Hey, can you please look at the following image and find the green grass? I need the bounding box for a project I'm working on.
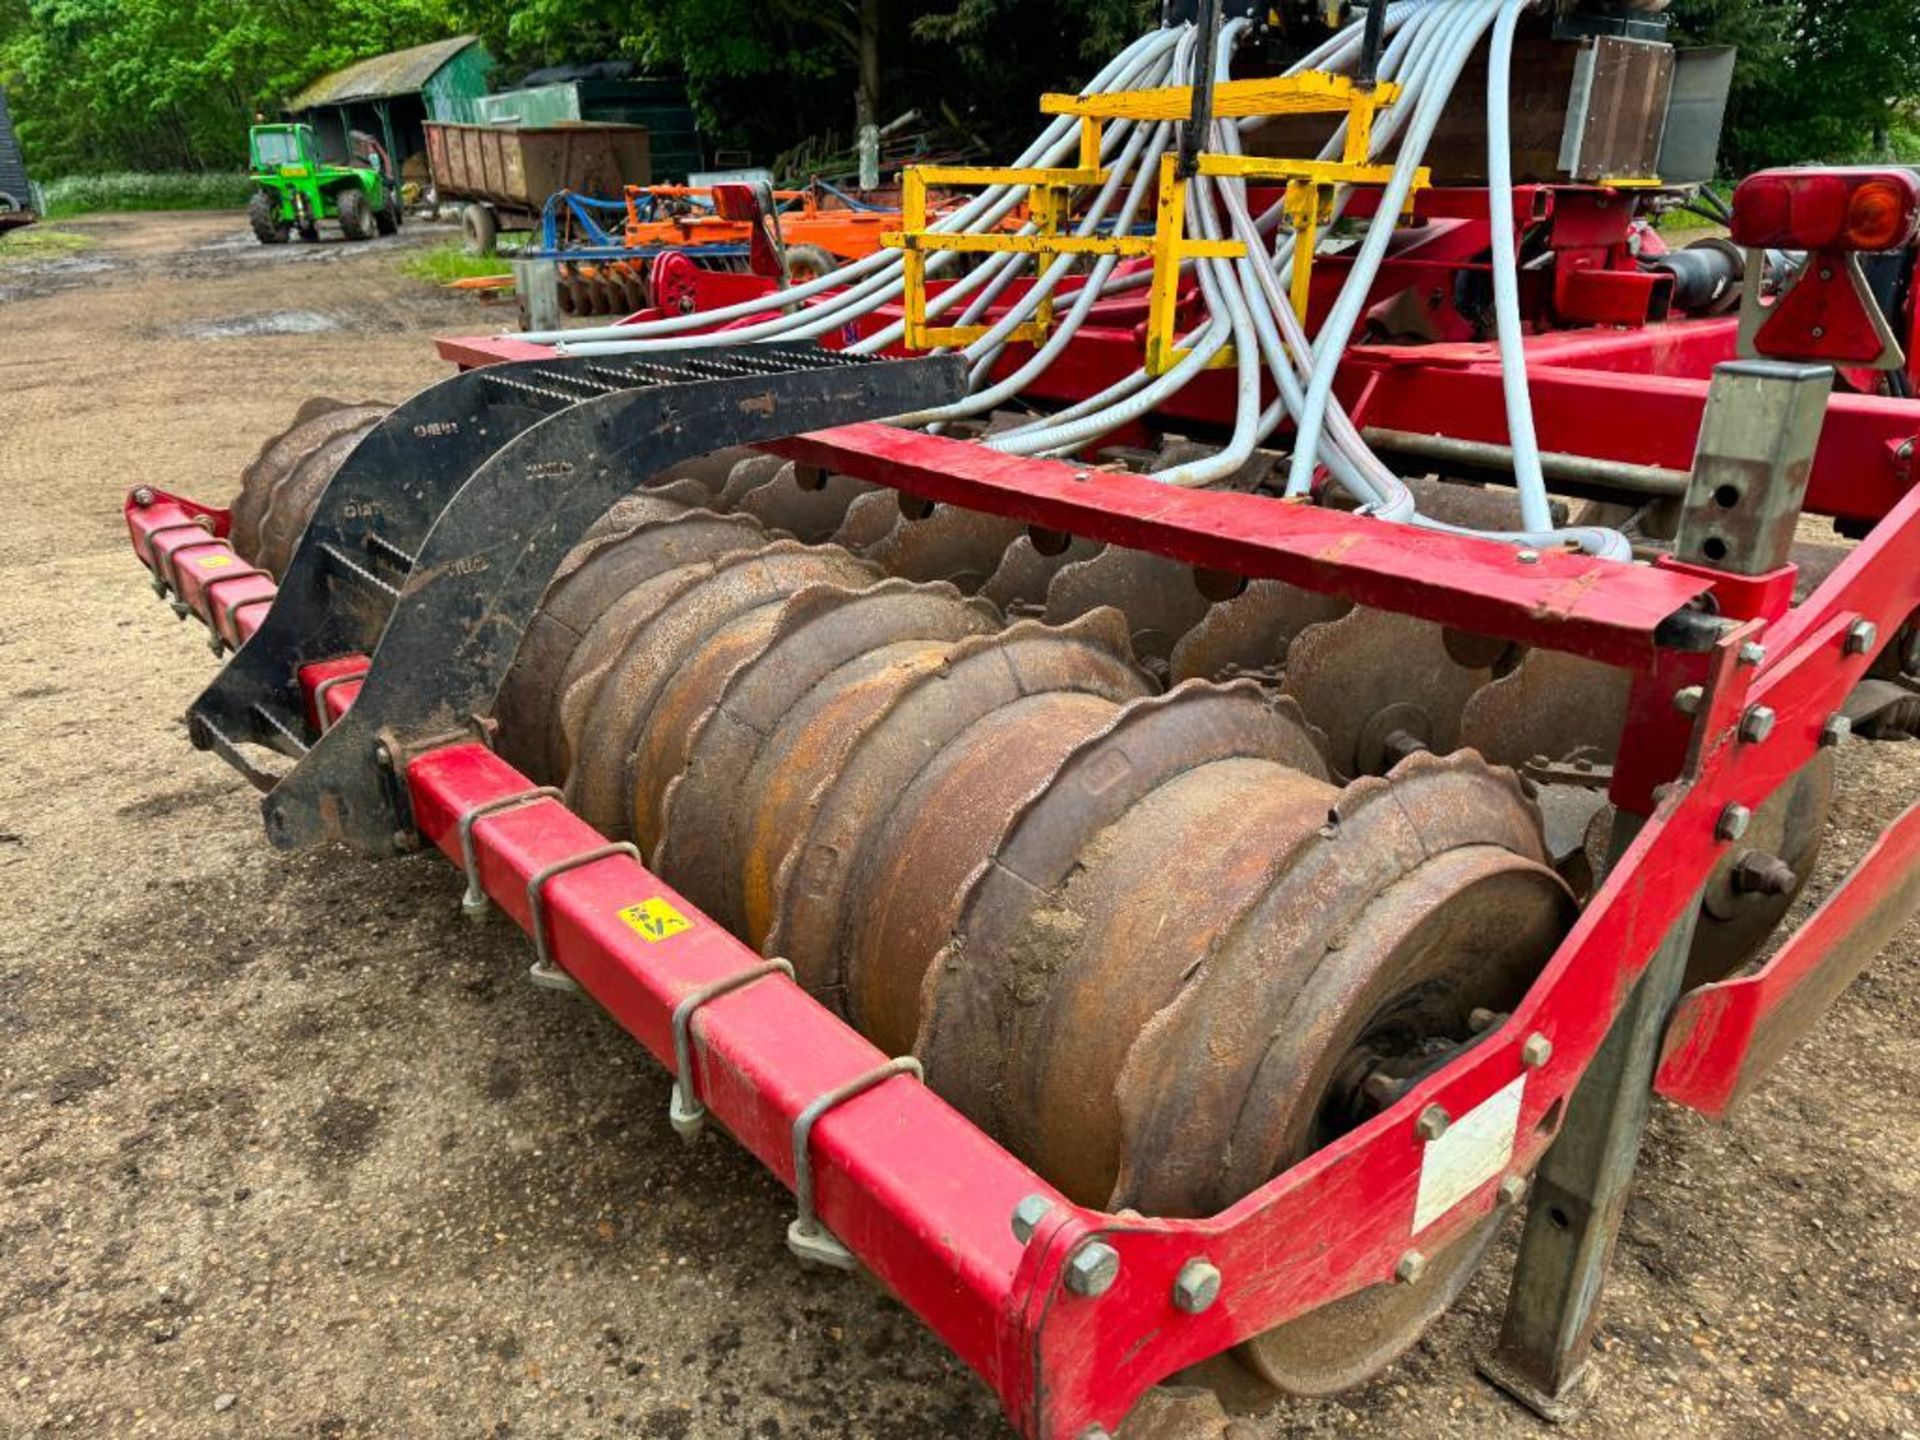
[0,226,94,265]
[400,242,514,284]
[1656,183,1733,235]
[41,172,255,219]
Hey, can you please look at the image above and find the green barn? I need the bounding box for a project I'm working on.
[289,37,494,179]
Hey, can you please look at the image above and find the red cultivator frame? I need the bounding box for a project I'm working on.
[125,316,1920,1433]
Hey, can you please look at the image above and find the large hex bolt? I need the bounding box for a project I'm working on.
[1065,1240,1121,1298]
[1732,851,1798,897]
[1415,1104,1450,1142]
[1010,1193,1055,1245]
[1716,803,1752,842]
[1172,1259,1222,1315]
[1821,714,1853,747]
[1844,620,1878,657]
[1738,705,1776,743]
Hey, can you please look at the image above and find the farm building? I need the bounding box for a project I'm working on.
[288,36,494,178]
[0,86,34,216]
[472,64,705,182]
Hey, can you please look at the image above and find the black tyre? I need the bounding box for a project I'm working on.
[337,186,376,242]
[376,194,403,236]
[248,189,290,245]
[461,203,499,257]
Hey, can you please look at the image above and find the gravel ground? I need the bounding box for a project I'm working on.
[0,210,1915,1440]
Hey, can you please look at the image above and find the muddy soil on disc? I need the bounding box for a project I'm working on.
[0,210,1915,1439]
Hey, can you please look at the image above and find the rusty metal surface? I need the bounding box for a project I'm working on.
[494,507,765,781]
[1169,580,1353,685]
[829,489,906,552]
[716,454,788,510]
[856,501,1031,593]
[918,684,1335,1204]
[651,580,998,935]
[1045,546,1220,678]
[1282,609,1494,777]
[1458,648,1631,769]
[738,462,878,543]
[233,400,389,575]
[980,533,1105,614]
[561,541,878,837]
[1113,751,1571,1393]
[763,611,1148,996]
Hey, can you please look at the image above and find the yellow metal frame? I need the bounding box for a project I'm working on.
[883,73,1430,369]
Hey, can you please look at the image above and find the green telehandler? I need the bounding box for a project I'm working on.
[247,123,401,245]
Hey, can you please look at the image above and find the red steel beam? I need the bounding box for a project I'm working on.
[404,743,1064,1418]
[767,423,1710,669]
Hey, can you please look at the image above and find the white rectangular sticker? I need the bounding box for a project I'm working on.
[1414,1074,1526,1234]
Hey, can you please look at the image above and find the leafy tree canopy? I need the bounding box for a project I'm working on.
[0,0,1912,180]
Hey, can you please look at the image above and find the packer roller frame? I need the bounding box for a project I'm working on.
[126,339,1920,1437]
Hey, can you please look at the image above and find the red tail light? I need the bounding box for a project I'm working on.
[1730,168,1920,252]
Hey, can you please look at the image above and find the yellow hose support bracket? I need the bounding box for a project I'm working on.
[882,72,1427,371]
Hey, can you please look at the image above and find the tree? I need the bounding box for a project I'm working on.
[1669,0,1920,169]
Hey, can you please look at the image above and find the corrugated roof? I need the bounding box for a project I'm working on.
[291,36,481,109]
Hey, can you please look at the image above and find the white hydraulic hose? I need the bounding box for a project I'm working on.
[519,26,1177,349]
[1485,0,1553,533]
[1282,0,1503,499]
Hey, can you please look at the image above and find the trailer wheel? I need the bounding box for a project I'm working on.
[783,243,838,283]
[461,203,499,257]
[337,187,376,242]
[247,190,290,245]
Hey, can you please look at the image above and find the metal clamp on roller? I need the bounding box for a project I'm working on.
[140,520,213,595]
[456,786,564,918]
[786,1056,924,1271]
[221,591,276,643]
[524,841,639,993]
[668,958,796,1142]
[311,671,370,736]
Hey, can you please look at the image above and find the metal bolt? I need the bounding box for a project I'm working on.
[1065,1240,1120,1298]
[373,742,394,771]
[1071,470,1091,483]
[1844,619,1878,656]
[131,485,156,507]
[1520,1032,1553,1070]
[1394,1250,1427,1285]
[1498,1175,1530,1207]
[1732,852,1798,898]
[1738,705,1777,743]
[1810,325,1826,340]
[1819,267,1834,282]
[1821,714,1853,748]
[1468,1006,1504,1034]
[1010,1193,1055,1246]
[1738,641,1766,667]
[1673,685,1705,717]
[1716,803,1752,842]
[1516,548,1541,565]
[1415,1104,1450,1142]
[1172,1259,1223,1314]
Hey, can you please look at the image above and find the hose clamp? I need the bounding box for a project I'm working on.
[524,842,640,993]
[668,958,795,1142]
[456,787,564,918]
[786,1056,924,1270]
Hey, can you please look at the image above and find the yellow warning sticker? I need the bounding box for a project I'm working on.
[198,554,234,568]
[618,897,693,944]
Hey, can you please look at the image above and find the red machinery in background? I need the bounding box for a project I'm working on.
[126,3,1920,1435]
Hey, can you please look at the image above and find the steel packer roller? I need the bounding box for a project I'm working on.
[486,501,1575,1396]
